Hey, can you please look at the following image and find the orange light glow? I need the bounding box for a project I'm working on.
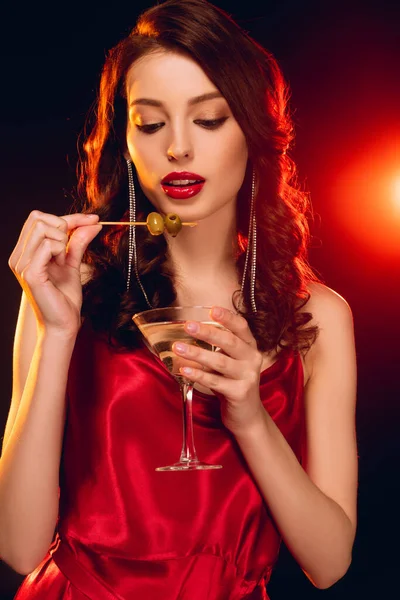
[330,137,400,256]
[394,177,400,211]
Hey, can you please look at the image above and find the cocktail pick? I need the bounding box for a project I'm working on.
[99,212,197,237]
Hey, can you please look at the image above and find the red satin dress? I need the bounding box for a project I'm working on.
[15,318,304,600]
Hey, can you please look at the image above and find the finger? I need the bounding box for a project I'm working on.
[173,341,241,379]
[53,246,67,268]
[9,211,98,270]
[183,318,249,360]
[20,238,67,286]
[15,210,68,245]
[15,220,69,275]
[162,352,211,376]
[66,223,102,270]
[61,213,100,232]
[10,211,65,271]
[210,306,257,347]
[179,365,228,394]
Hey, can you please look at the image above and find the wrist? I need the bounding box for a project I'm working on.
[229,404,268,442]
[37,323,79,345]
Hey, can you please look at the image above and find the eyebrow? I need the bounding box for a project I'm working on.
[129,91,224,108]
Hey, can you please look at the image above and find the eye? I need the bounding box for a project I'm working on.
[136,123,164,134]
[194,117,229,129]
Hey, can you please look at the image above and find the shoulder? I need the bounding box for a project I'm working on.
[300,282,355,384]
[303,281,354,329]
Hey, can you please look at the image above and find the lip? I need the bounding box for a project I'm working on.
[161,171,205,184]
[161,171,206,200]
[161,182,205,200]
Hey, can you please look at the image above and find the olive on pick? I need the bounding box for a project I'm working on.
[164,213,182,237]
[146,212,165,236]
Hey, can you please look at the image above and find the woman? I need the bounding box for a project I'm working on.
[1,0,357,598]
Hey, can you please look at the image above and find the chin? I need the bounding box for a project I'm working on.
[151,196,201,216]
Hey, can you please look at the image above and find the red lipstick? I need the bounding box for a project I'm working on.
[161,171,205,200]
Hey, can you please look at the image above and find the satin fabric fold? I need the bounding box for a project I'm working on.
[15,319,304,599]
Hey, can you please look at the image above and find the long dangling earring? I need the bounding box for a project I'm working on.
[240,169,257,313]
[126,158,153,308]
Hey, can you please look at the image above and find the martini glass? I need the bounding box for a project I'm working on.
[132,306,223,471]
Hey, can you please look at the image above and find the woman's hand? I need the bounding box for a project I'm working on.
[8,210,102,337]
[172,306,265,436]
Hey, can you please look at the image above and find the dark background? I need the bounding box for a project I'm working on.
[1,0,399,598]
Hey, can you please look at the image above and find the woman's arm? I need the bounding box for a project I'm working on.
[234,283,358,589]
[0,211,100,575]
[0,298,76,574]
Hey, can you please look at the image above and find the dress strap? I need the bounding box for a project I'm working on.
[50,535,125,600]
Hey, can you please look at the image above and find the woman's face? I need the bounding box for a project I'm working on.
[125,51,248,222]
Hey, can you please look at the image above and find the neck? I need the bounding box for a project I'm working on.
[166,201,240,301]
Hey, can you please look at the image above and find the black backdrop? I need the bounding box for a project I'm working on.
[1,1,399,598]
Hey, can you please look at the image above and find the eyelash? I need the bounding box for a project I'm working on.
[136,117,228,134]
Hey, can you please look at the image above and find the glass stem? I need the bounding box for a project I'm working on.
[179,381,199,463]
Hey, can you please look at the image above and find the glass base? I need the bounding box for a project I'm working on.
[156,460,223,471]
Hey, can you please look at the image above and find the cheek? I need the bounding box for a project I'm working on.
[212,129,248,189]
[225,132,248,170]
[126,130,159,188]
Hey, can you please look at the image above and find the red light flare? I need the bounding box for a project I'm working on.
[329,137,400,257]
[394,177,400,212]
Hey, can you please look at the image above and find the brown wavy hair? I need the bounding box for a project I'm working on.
[75,0,319,353]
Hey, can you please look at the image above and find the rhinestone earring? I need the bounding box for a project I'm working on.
[126,158,152,308]
[240,170,257,313]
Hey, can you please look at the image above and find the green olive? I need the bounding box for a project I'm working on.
[146,212,165,236]
[164,213,182,237]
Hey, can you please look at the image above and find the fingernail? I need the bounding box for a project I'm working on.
[181,367,193,375]
[212,307,223,318]
[85,214,98,219]
[186,321,199,333]
[174,342,187,353]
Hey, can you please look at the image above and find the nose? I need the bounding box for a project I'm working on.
[166,125,193,162]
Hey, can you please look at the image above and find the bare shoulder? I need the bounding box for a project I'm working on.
[303,281,354,328]
[300,282,355,384]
